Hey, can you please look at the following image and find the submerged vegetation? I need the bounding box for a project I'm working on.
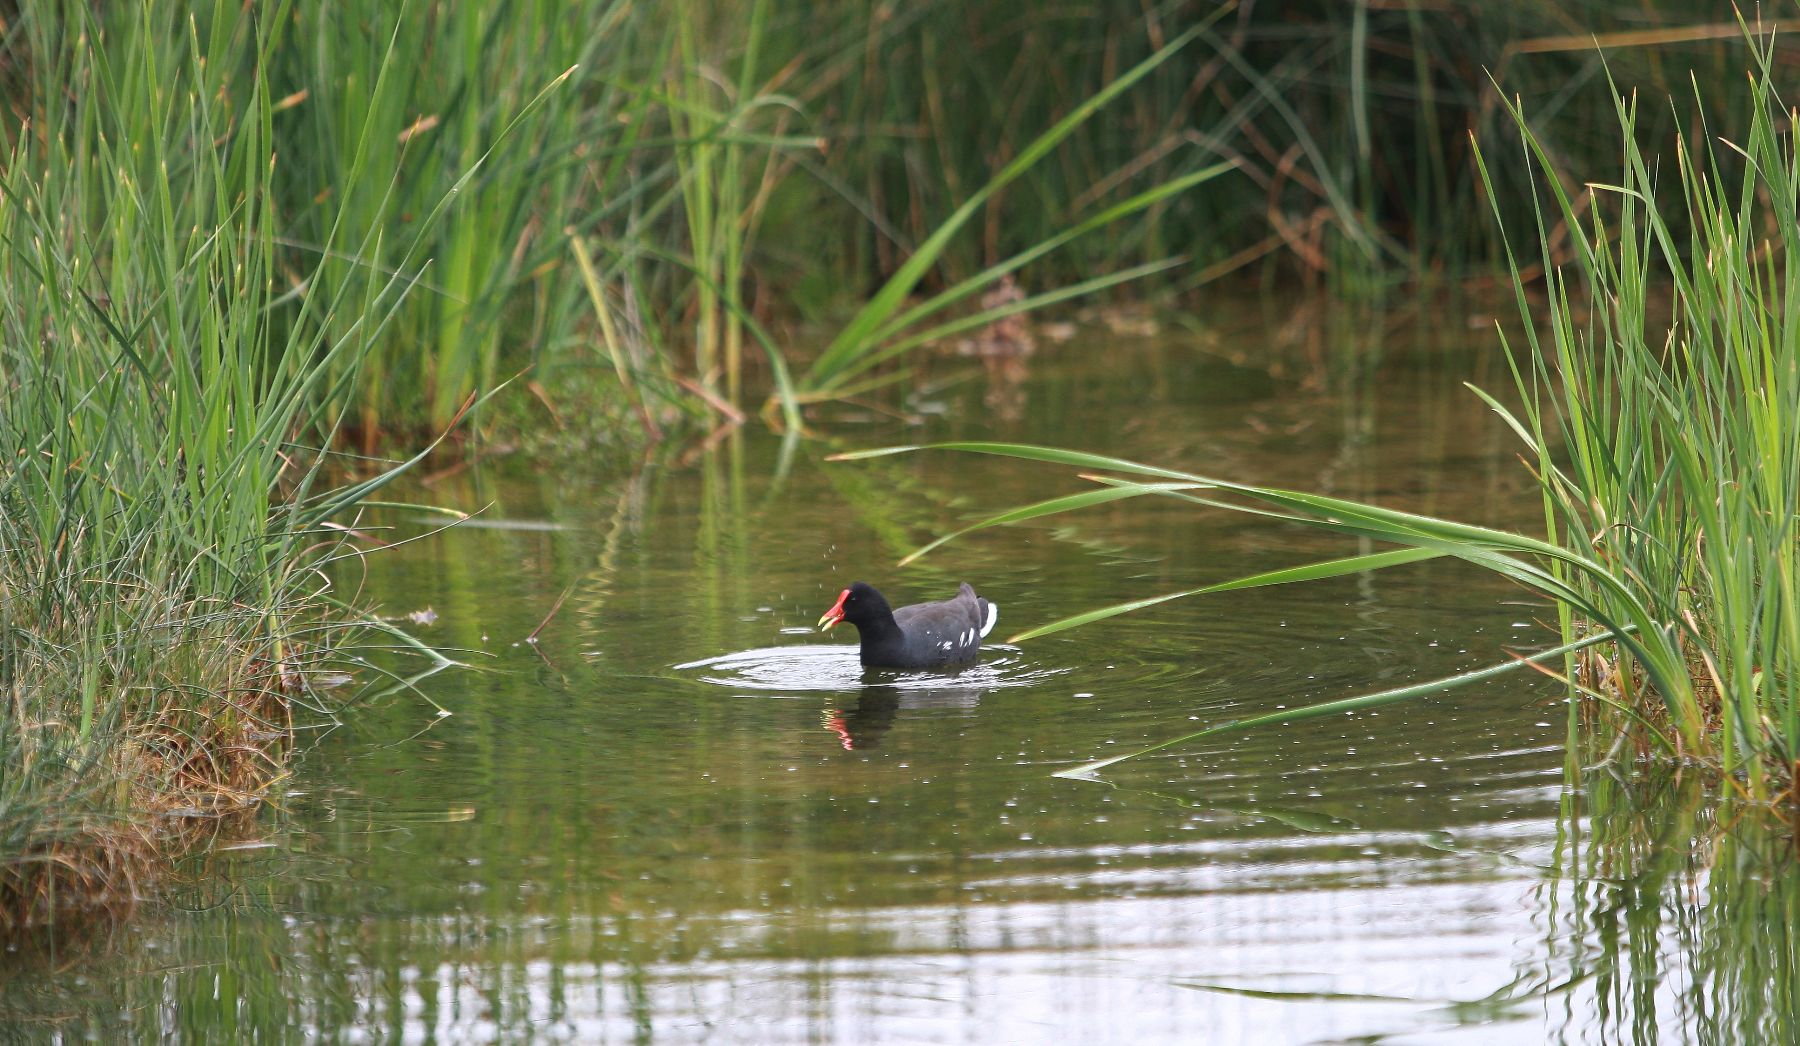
[3,0,1799,934]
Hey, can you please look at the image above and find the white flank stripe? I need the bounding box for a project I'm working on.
[981,602,998,638]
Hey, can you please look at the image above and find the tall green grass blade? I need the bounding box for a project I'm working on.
[828,441,1200,480]
[862,162,1236,352]
[836,258,1188,382]
[1011,548,1444,642]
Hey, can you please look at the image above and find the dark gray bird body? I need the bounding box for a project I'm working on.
[818,581,998,669]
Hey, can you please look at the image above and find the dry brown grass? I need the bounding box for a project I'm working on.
[1,629,308,937]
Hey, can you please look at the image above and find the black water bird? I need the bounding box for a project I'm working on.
[816,581,998,669]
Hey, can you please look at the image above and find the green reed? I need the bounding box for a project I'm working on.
[9,2,1763,452]
[268,0,642,442]
[0,1,453,930]
[795,22,1231,403]
[667,0,784,407]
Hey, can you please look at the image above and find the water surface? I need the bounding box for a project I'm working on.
[5,301,1792,1043]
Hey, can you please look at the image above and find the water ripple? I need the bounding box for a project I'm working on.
[673,643,1069,693]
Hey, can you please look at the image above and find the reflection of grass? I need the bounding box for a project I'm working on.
[1538,771,1800,1043]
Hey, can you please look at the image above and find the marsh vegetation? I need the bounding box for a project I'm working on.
[2,4,1798,1036]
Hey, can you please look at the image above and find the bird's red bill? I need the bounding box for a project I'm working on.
[817,588,850,631]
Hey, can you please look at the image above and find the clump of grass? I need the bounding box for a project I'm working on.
[0,2,449,932]
[0,599,305,931]
[1477,25,1800,797]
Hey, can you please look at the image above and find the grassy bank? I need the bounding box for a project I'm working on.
[1484,30,1800,796]
[0,3,455,931]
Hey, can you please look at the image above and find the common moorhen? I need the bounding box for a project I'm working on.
[816,581,998,669]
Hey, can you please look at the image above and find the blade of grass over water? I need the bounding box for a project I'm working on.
[829,441,1702,755]
[895,483,1213,567]
[1052,630,1625,782]
[1008,548,1445,643]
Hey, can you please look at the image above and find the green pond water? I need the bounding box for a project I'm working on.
[5,303,1797,1043]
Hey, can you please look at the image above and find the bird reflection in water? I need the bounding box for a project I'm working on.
[823,681,984,750]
